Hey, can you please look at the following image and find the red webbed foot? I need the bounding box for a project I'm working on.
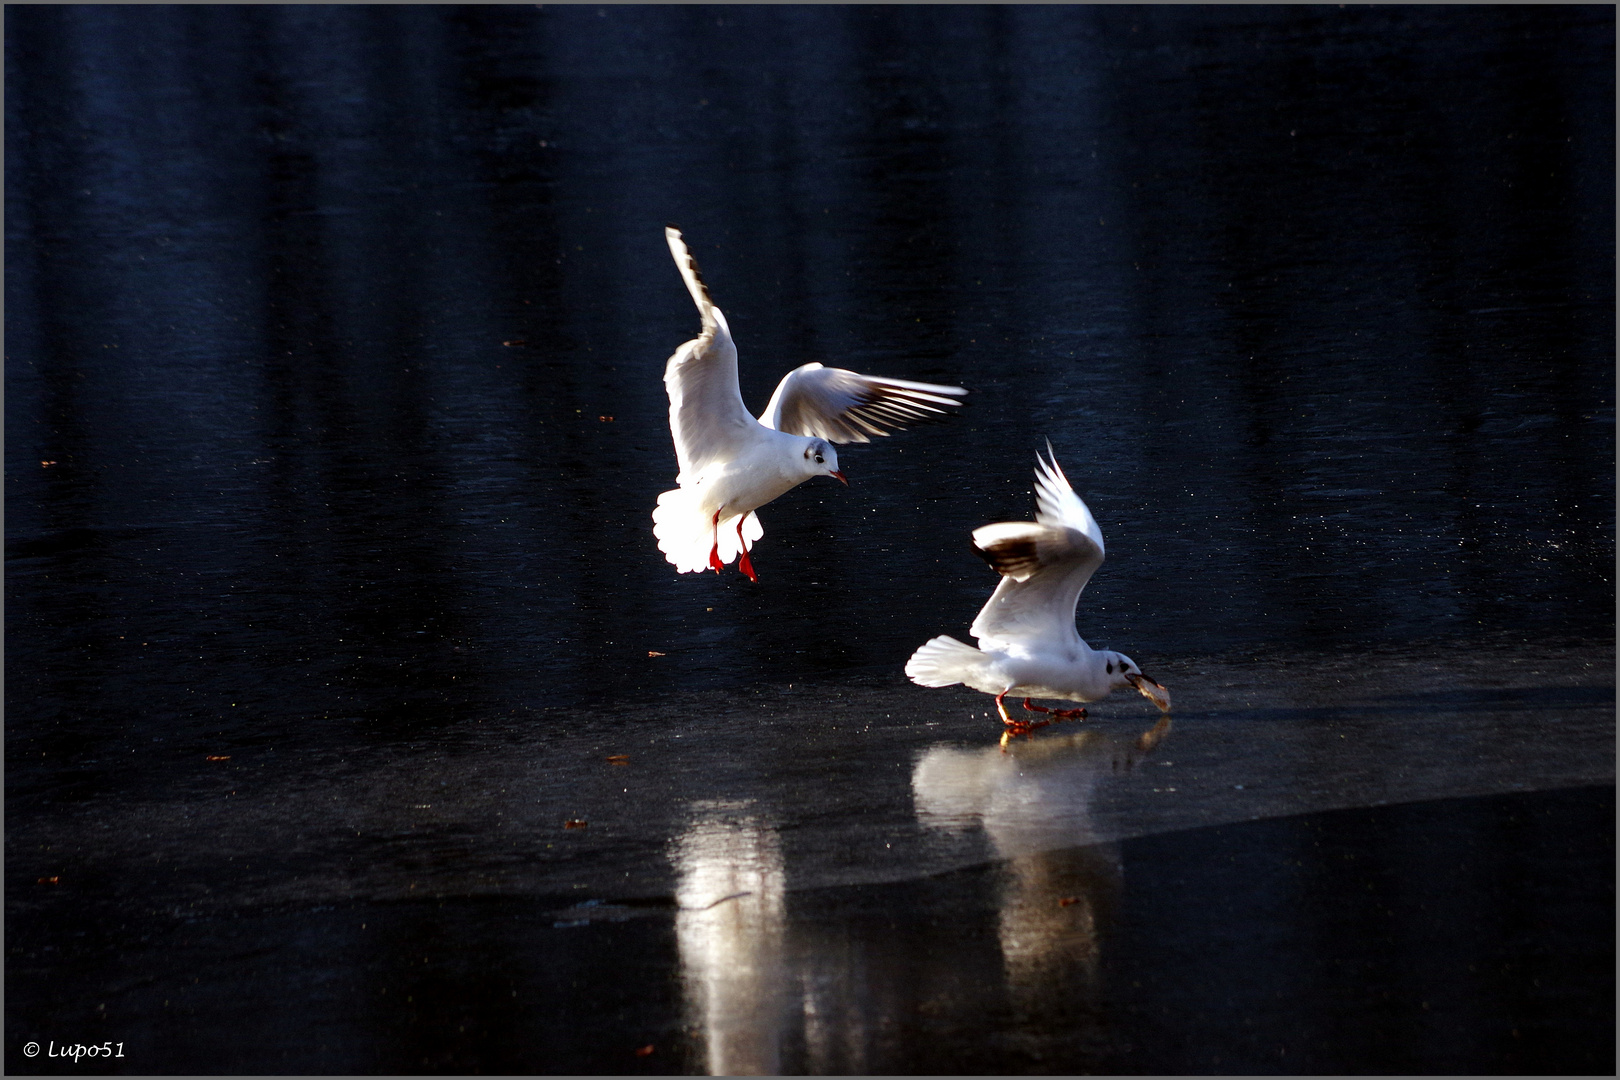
[1000,717,1053,749]
[999,691,1059,750]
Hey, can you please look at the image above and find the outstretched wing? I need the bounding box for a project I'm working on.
[1030,440,1103,550]
[968,446,1106,650]
[663,226,759,483]
[759,363,965,443]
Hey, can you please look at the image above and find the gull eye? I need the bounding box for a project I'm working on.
[815,454,824,464]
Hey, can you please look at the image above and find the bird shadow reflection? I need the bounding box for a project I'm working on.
[912,718,1171,1033]
[912,717,1171,857]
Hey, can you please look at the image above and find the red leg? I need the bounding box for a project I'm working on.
[1001,697,1089,750]
[708,510,724,572]
[735,517,758,582]
[1023,698,1086,721]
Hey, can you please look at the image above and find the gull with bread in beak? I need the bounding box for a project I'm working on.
[905,444,1172,748]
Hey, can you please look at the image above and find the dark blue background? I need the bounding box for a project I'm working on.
[6,6,1613,1074]
[8,7,1612,731]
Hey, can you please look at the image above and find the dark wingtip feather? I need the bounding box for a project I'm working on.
[668,229,712,304]
[847,383,965,435]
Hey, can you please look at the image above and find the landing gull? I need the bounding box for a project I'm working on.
[654,226,967,580]
[905,443,1171,748]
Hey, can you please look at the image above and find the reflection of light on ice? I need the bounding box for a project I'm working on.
[913,726,1165,1020]
[671,800,788,1076]
[664,725,1167,1069]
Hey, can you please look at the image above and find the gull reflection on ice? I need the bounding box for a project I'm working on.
[913,718,1170,854]
[670,800,789,1076]
[913,719,1171,1017]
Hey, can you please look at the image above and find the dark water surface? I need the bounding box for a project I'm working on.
[7,785,1614,1075]
[6,5,1614,1074]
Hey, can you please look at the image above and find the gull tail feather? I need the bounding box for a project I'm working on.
[905,635,989,688]
[653,488,712,573]
[653,488,761,573]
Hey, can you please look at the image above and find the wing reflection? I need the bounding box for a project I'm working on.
[913,719,1171,1021]
[670,800,789,1076]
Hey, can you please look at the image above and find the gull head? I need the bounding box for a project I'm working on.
[1110,652,1171,713]
[801,438,846,485]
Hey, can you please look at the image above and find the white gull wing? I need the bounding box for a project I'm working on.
[664,226,760,484]
[759,363,965,443]
[968,448,1106,650]
[1031,441,1103,552]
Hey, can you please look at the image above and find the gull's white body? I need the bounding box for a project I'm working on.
[916,637,1119,705]
[654,227,966,576]
[651,413,805,573]
[906,447,1169,714]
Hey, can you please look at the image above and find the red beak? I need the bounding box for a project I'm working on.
[831,470,848,486]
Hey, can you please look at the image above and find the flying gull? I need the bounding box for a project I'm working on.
[654,226,967,580]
